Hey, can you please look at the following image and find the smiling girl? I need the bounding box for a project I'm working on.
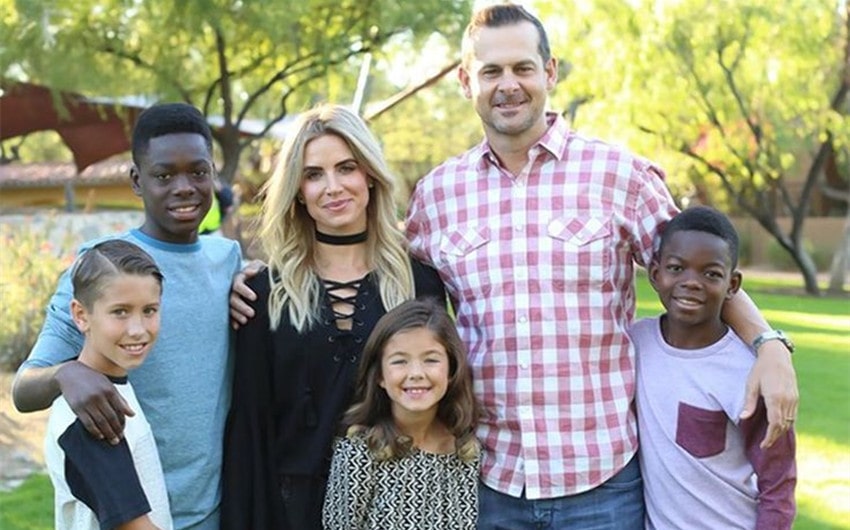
[322,299,481,530]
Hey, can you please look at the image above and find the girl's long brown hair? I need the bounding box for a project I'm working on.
[343,299,481,462]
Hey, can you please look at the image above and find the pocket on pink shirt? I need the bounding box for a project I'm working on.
[547,216,612,285]
[675,402,727,458]
[547,216,610,245]
[439,226,491,256]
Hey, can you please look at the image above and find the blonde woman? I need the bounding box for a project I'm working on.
[221,105,445,530]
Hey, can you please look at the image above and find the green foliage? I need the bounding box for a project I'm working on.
[546,0,847,199]
[536,0,848,293]
[369,70,481,198]
[1,0,473,182]
[0,220,74,370]
[2,0,472,109]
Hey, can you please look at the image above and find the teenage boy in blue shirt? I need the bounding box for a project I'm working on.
[14,103,242,530]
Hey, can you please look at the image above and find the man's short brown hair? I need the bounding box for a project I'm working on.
[461,3,552,67]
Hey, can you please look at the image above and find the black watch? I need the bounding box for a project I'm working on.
[751,329,794,354]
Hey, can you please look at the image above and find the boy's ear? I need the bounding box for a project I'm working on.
[70,299,90,334]
[648,259,661,291]
[130,166,143,197]
[726,269,743,299]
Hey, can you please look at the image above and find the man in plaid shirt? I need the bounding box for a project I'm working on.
[405,4,799,529]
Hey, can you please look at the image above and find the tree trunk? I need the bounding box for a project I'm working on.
[217,128,243,185]
[754,219,821,295]
[828,209,850,294]
[788,244,821,296]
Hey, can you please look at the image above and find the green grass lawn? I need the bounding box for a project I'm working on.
[635,271,850,530]
[1,272,847,529]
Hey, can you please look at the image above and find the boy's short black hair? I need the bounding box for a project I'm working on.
[72,240,164,310]
[659,206,740,268]
[131,103,213,165]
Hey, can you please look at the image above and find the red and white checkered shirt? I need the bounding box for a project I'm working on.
[405,114,678,499]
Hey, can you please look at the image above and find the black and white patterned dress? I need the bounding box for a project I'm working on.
[322,434,479,529]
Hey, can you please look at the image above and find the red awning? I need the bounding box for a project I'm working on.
[1,82,144,172]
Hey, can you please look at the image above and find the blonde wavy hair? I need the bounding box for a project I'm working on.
[259,104,415,331]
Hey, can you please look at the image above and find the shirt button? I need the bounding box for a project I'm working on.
[518,315,528,323]
[520,362,528,369]
[514,225,523,232]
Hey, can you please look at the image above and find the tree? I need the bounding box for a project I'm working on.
[369,73,481,200]
[544,0,849,295]
[364,34,481,199]
[662,0,847,296]
[0,0,472,183]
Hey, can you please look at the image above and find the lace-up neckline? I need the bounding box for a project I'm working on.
[322,274,368,330]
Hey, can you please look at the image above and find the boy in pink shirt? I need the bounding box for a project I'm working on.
[632,206,796,529]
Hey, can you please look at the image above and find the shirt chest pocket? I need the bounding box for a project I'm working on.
[546,215,612,285]
[675,402,728,458]
[439,225,491,257]
[438,226,492,297]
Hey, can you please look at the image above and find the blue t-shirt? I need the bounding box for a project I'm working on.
[23,229,242,530]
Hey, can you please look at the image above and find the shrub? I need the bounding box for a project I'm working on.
[0,220,75,371]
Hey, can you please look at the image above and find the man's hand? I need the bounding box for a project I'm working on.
[740,341,798,449]
[55,361,134,445]
[230,259,264,329]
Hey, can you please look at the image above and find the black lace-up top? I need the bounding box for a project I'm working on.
[322,275,366,333]
[222,259,445,530]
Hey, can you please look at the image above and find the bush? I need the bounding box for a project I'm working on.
[0,220,75,371]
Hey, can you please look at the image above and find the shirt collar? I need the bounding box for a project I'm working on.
[474,112,571,168]
[537,112,571,161]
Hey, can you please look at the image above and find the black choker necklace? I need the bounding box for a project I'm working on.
[316,230,368,245]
